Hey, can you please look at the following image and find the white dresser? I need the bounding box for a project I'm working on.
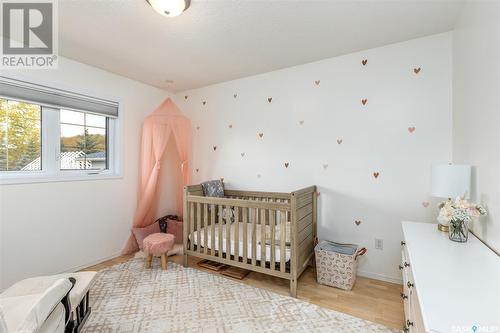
[401,221,500,333]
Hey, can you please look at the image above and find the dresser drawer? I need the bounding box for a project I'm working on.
[401,249,411,319]
[409,289,426,333]
[401,238,426,333]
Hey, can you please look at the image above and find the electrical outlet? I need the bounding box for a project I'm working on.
[375,238,383,250]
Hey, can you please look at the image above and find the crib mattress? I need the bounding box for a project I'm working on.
[188,222,291,263]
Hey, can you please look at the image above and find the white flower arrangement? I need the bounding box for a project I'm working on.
[437,197,487,225]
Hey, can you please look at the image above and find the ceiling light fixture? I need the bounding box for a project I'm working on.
[146,0,191,17]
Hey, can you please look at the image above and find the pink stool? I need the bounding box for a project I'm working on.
[143,233,175,270]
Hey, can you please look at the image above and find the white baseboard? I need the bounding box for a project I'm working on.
[57,251,123,274]
[0,251,123,293]
[357,270,403,285]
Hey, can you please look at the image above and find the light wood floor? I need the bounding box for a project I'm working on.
[83,254,404,330]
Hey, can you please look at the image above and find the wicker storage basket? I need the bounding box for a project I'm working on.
[314,240,367,290]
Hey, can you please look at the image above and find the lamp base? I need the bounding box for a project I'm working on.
[438,223,449,232]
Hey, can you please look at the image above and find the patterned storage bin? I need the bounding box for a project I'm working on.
[315,240,367,290]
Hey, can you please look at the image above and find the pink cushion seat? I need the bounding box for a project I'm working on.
[132,222,161,251]
[167,219,183,244]
[143,233,175,255]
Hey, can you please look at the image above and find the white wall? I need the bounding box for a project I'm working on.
[0,57,172,289]
[0,31,460,287]
[175,33,453,283]
[452,1,500,253]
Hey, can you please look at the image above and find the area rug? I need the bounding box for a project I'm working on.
[82,258,400,333]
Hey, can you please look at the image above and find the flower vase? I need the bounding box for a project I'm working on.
[449,220,469,242]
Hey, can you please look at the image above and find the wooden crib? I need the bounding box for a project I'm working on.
[183,184,317,297]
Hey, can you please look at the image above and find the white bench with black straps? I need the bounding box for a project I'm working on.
[0,271,97,333]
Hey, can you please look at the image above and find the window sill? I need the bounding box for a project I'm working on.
[0,172,123,185]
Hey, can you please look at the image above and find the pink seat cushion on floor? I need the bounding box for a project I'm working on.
[167,219,183,244]
[143,233,175,255]
[132,222,160,251]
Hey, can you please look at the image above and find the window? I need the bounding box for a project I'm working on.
[60,110,107,170]
[0,99,42,171]
[0,78,120,184]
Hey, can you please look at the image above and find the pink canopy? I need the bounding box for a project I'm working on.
[123,98,192,254]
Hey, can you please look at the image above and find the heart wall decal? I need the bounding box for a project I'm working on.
[228,124,233,129]
[195,168,199,172]
[213,146,217,151]
[258,133,264,138]
[323,164,329,170]
[284,162,290,168]
[373,172,380,179]
[315,80,320,86]
[414,67,421,74]
[268,97,273,103]
[234,94,237,98]
[337,139,343,145]
[362,59,368,66]
[241,152,245,157]
[184,95,188,100]
[361,99,368,105]
[299,120,304,125]
[408,127,416,133]
[196,126,200,130]
[355,220,362,226]
[202,101,207,105]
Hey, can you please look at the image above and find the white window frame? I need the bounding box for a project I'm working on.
[0,100,122,185]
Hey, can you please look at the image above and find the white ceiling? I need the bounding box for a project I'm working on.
[59,0,464,92]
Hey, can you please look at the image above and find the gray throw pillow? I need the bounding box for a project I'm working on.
[201,180,234,223]
[201,180,225,197]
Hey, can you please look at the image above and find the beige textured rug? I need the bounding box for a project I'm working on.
[83,258,400,333]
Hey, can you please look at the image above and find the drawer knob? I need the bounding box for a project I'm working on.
[403,326,409,333]
[401,241,406,246]
[407,320,414,327]
[400,293,408,300]
[407,281,414,288]
[398,265,404,270]
[404,262,410,267]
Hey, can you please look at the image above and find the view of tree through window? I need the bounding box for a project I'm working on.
[60,110,107,170]
[0,98,42,171]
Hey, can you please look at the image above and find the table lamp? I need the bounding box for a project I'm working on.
[431,164,471,232]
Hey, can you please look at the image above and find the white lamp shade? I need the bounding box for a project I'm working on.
[431,164,471,199]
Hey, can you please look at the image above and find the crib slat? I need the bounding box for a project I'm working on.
[189,202,194,251]
[197,203,202,253]
[251,208,257,266]
[210,204,215,256]
[260,207,266,267]
[226,205,231,261]
[203,203,208,255]
[242,207,248,263]
[280,209,286,272]
[270,209,276,270]
[218,205,223,259]
[234,207,240,261]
